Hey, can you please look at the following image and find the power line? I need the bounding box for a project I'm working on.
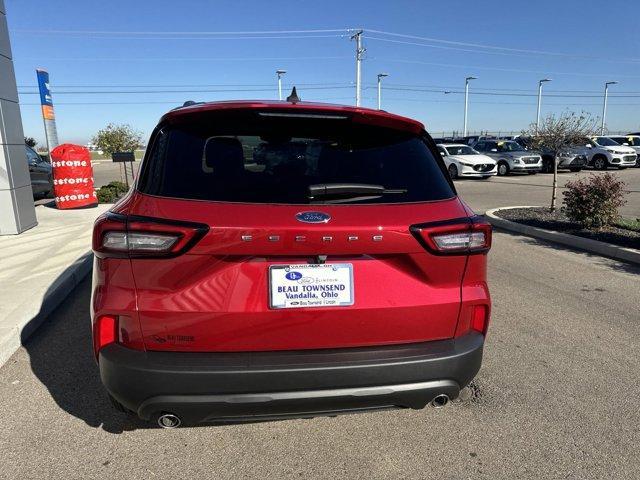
[367,36,543,59]
[15,83,640,98]
[17,86,355,95]
[15,34,348,41]
[19,96,359,106]
[372,57,640,79]
[15,81,640,95]
[12,25,638,63]
[369,86,640,98]
[16,55,351,62]
[365,28,640,63]
[379,96,640,106]
[17,81,351,88]
[19,98,640,107]
[10,28,352,35]
[366,36,640,66]
[367,83,640,95]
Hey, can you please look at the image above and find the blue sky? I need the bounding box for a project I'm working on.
[6,0,640,145]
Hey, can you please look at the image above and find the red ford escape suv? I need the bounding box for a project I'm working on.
[91,98,491,428]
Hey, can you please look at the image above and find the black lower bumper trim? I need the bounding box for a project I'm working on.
[99,332,484,424]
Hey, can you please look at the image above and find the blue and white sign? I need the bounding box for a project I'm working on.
[269,263,354,309]
[35,69,59,149]
[36,69,54,106]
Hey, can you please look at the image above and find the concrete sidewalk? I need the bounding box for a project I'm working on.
[0,202,111,367]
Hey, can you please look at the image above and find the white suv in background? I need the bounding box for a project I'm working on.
[436,143,497,180]
[607,135,640,167]
[585,136,637,170]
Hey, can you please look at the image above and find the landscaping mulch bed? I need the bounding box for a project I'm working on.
[495,207,640,250]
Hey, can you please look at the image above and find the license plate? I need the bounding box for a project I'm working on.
[269,263,354,309]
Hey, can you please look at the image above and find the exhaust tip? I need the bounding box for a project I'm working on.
[157,413,181,429]
[430,394,450,409]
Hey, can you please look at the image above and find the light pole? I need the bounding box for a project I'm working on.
[276,69,286,100]
[536,78,552,132]
[601,81,618,134]
[463,76,477,137]
[377,73,388,110]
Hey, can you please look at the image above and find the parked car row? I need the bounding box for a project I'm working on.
[437,134,639,179]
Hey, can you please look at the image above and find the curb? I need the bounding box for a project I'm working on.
[486,206,640,266]
[0,252,93,368]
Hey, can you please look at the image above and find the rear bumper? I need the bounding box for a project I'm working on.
[99,332,484,424]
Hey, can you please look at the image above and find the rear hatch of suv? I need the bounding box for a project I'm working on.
[121,104,477,352]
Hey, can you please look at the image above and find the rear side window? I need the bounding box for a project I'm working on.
[139,110,454,204]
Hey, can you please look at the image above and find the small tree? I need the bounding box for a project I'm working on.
[521,111,599,211]
[92,124,143,186]
[24,137,37,148]
[91,123,142,156]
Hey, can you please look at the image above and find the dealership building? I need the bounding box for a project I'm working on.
[0,0,36,235]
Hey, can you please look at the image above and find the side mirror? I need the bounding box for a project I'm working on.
[585,144,592,148]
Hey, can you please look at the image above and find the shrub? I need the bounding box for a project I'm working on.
[562,173,627,229]
[96,181,129,204]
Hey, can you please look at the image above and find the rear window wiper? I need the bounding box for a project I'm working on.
[307,183,407,202]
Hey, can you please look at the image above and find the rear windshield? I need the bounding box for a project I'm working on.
[138,110,454,204]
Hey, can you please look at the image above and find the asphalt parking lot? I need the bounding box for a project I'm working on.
[8,163,640,479]
[454,167,640,218]
[92,159,141,189]
[2,212,639,478]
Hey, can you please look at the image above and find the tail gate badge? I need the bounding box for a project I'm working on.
[295,211,331,223]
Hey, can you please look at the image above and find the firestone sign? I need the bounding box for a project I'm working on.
[49,144,97,209]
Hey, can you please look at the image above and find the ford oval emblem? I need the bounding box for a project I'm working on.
[295,211,331,223]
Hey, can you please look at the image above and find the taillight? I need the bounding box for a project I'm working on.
[410,217,492,255]
[471,305,489,335]
[93,212,209,258]
[93,314,117,358]
[455,303,490,337]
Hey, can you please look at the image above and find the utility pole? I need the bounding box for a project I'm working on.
[276,70,286,100]
[377,73,388,110]
[463,76,477,137]
[536,78,552,133]
[351,30,364,106]
[601,81,618,135]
